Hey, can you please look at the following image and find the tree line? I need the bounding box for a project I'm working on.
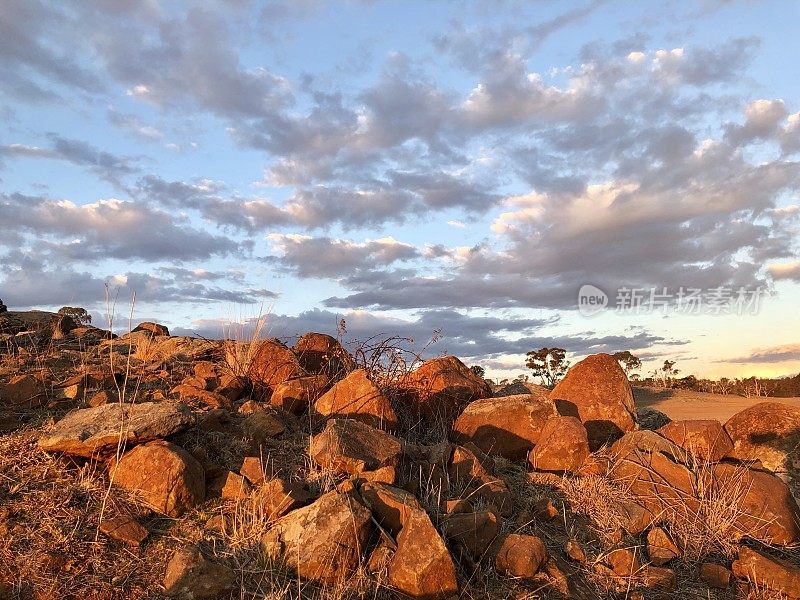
[471,348,800,398]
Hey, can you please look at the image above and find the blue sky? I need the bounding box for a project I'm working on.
[2,0,799,380]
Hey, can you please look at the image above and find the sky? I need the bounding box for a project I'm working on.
[1,0,799,381]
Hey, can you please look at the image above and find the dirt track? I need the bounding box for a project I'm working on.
[633,386,800,422]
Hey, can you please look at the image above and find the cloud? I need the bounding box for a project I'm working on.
[459,54,598,130]
[725,98,788,145]
[1,0,798,361]
[650,37,759,86]
[172,306,675,361]
[434,1,608,72]
[267,234,419,278]
[0,193,242,262]
[96,6,292,121]
[726,344,800,364]
[0,263,276,310]
[107,109,164,142]
[325,162,797,312]
[0,0,104,101]
[139,168,500,232]
[769,261,800,282]
[0,135,138,188]
[320,85,800,311]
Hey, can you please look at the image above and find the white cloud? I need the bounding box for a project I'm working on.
[627,51,646,63]
[769,261,800,282]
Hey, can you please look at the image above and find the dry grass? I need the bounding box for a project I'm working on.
[676,461,759,559]
[0,426,391,600]
[0,429,165,598]
[559,473,639,543]
[130,334,161,363]
[3,403,792,600]
[221,313,271,381]
[3,312,799,600]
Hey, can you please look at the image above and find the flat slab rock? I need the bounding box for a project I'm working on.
[310,418,403,475]
[38,400,196,458]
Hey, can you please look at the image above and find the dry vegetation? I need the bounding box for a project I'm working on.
[0,314,797,600]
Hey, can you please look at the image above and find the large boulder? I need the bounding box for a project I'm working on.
[401,356,491,420]
[657,419,733,463]
[528,416,590,473]
[608,431,697,520]
[310,419,403,476]
[709,463,800,546]
[0,310,77,340]
[261,489,372,584]
[293,332,354,380]
[451,393,557,460]
[0,310,76,337]
[388,508,459,599]
[724,402,800,475]
[111,440,205,518]
[314,369,398,431]
[551,353,637,449]
[248,339,305,388]
[610,431,800,547]
[38,401,196,458]
[732,546,800,598]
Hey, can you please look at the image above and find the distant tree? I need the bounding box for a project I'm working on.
[655,359,679,388]
[469,365,486,378]
[674,375,698,390]
[612,351,642,377]
[513,373,530,383]
[716,377,732,395]
[58,306,91,324]
[741,376,771,398]
[526,347,570,388]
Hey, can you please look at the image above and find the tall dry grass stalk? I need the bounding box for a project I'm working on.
[97,287,143,540]
[221,307,272,380]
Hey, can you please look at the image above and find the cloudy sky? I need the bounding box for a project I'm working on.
[2,0,799,380]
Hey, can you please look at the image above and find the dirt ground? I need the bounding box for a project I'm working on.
[633,386,800,422]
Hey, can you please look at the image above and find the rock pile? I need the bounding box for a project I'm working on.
[1,320,799,599]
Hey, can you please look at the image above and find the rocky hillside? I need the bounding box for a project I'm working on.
[0,310,799,599]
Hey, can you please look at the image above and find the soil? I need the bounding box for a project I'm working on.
[634,386,800,422]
